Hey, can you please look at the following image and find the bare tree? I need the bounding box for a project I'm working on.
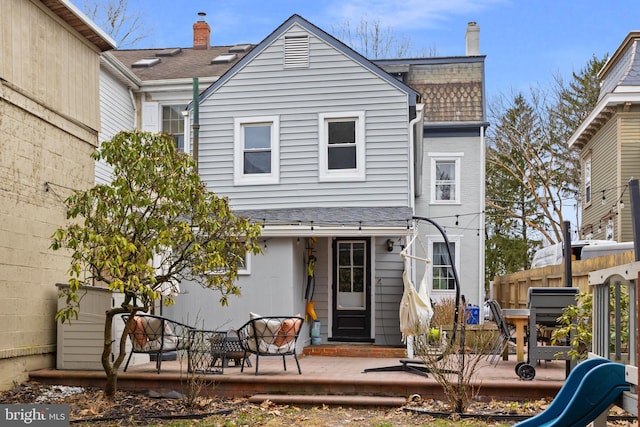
[81,0,151,48]
[414,297,496,413]
[487,89,565,246]
[485,55,606,269]
[332,17,412,59]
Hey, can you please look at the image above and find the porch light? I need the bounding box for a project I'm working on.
[386,239,394,252]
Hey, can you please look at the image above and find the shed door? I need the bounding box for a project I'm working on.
[331,238,372,341]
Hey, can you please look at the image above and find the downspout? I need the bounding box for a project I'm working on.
[479,124,486,311]
[128,88,137,129]
[192,77,200,171]
[409,104,425,208]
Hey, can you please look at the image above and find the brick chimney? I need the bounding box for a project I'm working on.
[193,12,210,50]
[465,22,480,56]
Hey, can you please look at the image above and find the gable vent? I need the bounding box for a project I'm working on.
[284,35,309,68]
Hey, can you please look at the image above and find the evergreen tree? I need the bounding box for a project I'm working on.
[485,55,607,285]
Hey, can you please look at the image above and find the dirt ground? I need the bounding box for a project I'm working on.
[0,382,636,427]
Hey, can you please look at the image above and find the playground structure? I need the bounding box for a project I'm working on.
[513,357,629,427]
[586,261,638,424]
[516,260,639,426]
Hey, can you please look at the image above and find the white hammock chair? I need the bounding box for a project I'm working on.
[399,235,434,343]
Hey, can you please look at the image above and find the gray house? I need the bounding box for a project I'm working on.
[166,15,487,347]
[375,33,487,313]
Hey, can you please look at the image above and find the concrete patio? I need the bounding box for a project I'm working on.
[29,345,567,407]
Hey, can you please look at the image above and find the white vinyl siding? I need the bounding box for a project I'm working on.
[197,24,411,209]
[96,68,135,184]
[416,134,484,307]
[234,116,280,185]
[374,237,404,345]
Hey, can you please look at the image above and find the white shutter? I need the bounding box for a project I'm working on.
[141,102,160,132]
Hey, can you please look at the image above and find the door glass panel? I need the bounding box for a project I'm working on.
[337,241,366,310]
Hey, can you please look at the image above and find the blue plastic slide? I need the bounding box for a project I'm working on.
[514,358,630,427]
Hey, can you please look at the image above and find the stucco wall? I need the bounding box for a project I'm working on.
[0,0,100,390]
[0,93,95,389]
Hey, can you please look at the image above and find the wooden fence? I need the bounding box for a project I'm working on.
[492,250,636,309]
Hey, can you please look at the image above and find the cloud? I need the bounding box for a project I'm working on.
[326,0,507,31]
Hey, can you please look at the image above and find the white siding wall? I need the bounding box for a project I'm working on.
[165,238,309,344]
[373,236,404,345]
[415,134,484,307]
[96,68,135,184]
[197,24,412,209]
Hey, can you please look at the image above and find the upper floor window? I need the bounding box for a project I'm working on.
[234,116,280,185]
[319,112,365,182]
[429,153,462,204]
[584,155,592,206]
[162,105,186,152]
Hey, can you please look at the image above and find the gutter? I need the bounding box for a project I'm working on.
[259,225,410,237]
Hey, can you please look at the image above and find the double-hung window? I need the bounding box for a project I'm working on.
[162,105,187,152]
[429,153,462,204]
[429,237,460,292]
[234,116,280,185]
[584,155,592,206]
[319,112,365,181]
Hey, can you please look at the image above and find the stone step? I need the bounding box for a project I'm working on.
[248,393,407,407]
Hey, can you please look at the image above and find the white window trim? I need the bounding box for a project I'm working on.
[208,251,252,276]
[429,152,463,204]
[234,116,280,185]
[427,235,461,296]
[161,104,188,154]
[318,111,366,182]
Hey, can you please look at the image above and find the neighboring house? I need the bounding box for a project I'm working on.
[162,15,486,347]
[0,0,114,389]
[569,32,640,243]
[375,22,487,310]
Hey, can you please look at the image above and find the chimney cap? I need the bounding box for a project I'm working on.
[198,12,206,18]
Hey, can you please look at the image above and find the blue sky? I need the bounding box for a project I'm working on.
[113,0,639,101]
